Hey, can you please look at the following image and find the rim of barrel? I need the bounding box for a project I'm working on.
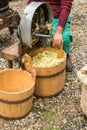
[29,47,66,69]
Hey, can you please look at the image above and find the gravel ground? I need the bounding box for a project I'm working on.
[0,0,87,130]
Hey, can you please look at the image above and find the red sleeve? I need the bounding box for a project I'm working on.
[58,0,73,28]
[27,0,39,5]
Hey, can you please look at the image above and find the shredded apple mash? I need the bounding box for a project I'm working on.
[32,50,64,67]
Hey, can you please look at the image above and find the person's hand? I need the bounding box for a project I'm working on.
[0,19,3,25]
[52,26,63,48]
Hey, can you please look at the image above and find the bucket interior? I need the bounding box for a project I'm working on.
[29,47,66,59]
[0,69,34,93]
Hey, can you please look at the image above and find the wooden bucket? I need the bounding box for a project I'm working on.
[28,47,66,97]
[0,69,35,119]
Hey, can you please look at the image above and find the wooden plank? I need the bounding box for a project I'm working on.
[1,42,21,61]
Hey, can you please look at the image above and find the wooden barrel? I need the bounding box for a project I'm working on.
[0,69,35,119]
[29,47,66,97]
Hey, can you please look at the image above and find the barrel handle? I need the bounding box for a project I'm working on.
[51,38,63,50]
[53,42,63,50]
[52,43,63,58]
[22,54,36,79]
[59,42,63,50]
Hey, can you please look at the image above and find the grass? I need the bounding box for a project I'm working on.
[43,127,61,130]
[33,105,56,119]
[33,106,61,130]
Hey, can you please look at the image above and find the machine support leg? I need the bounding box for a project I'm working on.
[8,60,13,68]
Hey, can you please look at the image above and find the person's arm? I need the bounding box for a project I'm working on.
[53,0,73,48]
[0,19,3,25]
[52,26,63,48]
[58,0,73,28]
